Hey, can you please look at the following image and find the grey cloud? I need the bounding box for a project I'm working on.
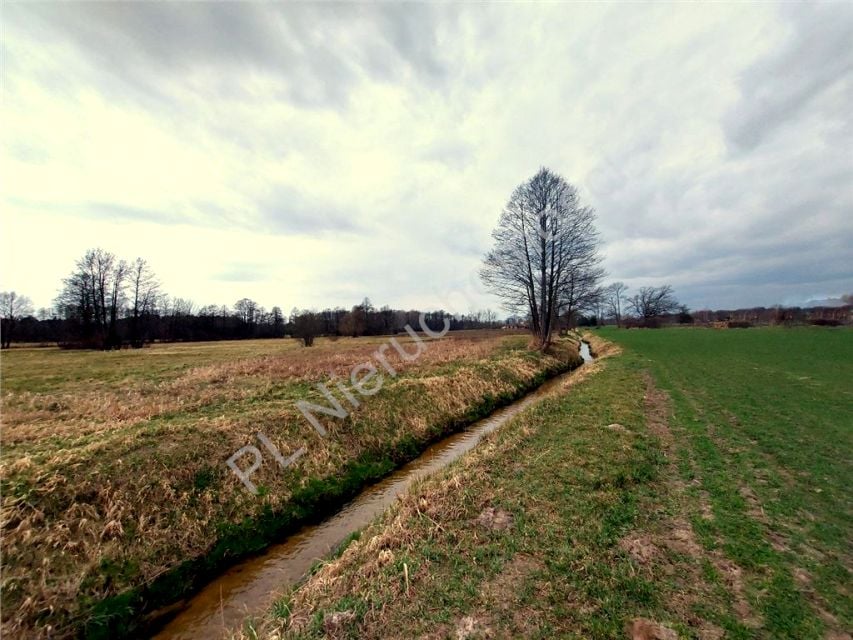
[4,4,852,312]
[723,4,853,150]
[258,185,367,236]
[802,295,851,308]
[5,197,183,226]
[87,203,184,226]
[4,3,454,111]
[119,186,370,238]
[421,139,474,169]
[596,157,852,310]
[87,201,258,230]
[7,192,366,239]
[592,12,853,308]
[374,4,452,83]
[684,276,853,311]
[5,4,352,109]
[6,140,49,165]
[606,204,853,309]
[441,222,488,258]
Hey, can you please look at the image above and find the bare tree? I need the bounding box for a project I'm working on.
[627,285,680,319]
[234,298,258,325]
[128,258,159,347]
[107,258,128,348]
[291,309,320,346]
[339,300,370,337]
[271,306,285,337]
[481,168,603,349]
[559,264,606,329]
[0,291,34,348]
[55,248,127,349]
[606,282,629,327]
[168,297,195,316]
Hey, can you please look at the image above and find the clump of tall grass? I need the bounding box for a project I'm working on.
[0,333,578,638]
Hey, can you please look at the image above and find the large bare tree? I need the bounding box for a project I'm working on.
[481,168,603,349]
[0,291,34,349]
[628,285,680,319]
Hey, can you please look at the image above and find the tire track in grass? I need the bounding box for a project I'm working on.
[641,346,833,639]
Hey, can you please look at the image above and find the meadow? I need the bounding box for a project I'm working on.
[248,327,852,639]
[0,331,582,638]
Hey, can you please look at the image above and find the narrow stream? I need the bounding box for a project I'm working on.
[153,342,593,639]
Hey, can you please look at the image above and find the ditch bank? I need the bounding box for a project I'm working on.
[84,341,586,639]
[153,341,594,639]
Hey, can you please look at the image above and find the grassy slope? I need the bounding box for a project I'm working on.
[252,328,851,640]
[0,333,581,638]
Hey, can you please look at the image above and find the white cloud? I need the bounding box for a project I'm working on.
[2,3,851,313]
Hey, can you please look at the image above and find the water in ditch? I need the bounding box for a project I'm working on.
[154,341,593,639]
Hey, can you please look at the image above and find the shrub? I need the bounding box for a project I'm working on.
[625,318,660,329]
[810,318,841,327]
[727,321,752,329]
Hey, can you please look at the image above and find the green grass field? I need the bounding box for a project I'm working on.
[597,326,852,638]
[253,327,852,639]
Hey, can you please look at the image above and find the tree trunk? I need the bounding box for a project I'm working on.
[539,209,548,349]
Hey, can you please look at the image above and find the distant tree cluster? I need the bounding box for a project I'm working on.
[579,283,851,328]
[287,300,494,347]
[0,291,34,349]
[52,249,161,349]
[586,283,688,327]
[691,304,850,327]
[1,249,503,349]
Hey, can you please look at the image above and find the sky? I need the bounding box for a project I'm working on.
[2,2,852,315]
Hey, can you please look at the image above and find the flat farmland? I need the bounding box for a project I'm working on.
[248,327,852,640]
[0,331,581,638]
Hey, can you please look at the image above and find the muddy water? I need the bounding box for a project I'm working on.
[153,342,593,640]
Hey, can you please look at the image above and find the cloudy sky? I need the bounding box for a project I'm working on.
[2,2,852,314]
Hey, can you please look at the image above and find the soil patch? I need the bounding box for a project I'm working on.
[626,618,678,640]
[473,507,514,531]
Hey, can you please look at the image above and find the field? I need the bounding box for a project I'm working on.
[0,331,582,638]
[246,327,852,639]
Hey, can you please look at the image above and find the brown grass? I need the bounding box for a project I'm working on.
[0,330,574,638]
[239,351,603,640]
[1,333,505,445]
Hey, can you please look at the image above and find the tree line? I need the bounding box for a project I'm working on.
[476,169,850,336]
[580,283,850,327]
[0,249,503,349]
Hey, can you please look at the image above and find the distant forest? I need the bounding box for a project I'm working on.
[1,247,850,349]
[0,248,502,349]
[5,302,502,349]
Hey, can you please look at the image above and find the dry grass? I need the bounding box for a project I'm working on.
[1,332,504,445]
[241,329,851,640]
[0,330,577,638]
[583,331,622,359]
[238,340,617,640]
